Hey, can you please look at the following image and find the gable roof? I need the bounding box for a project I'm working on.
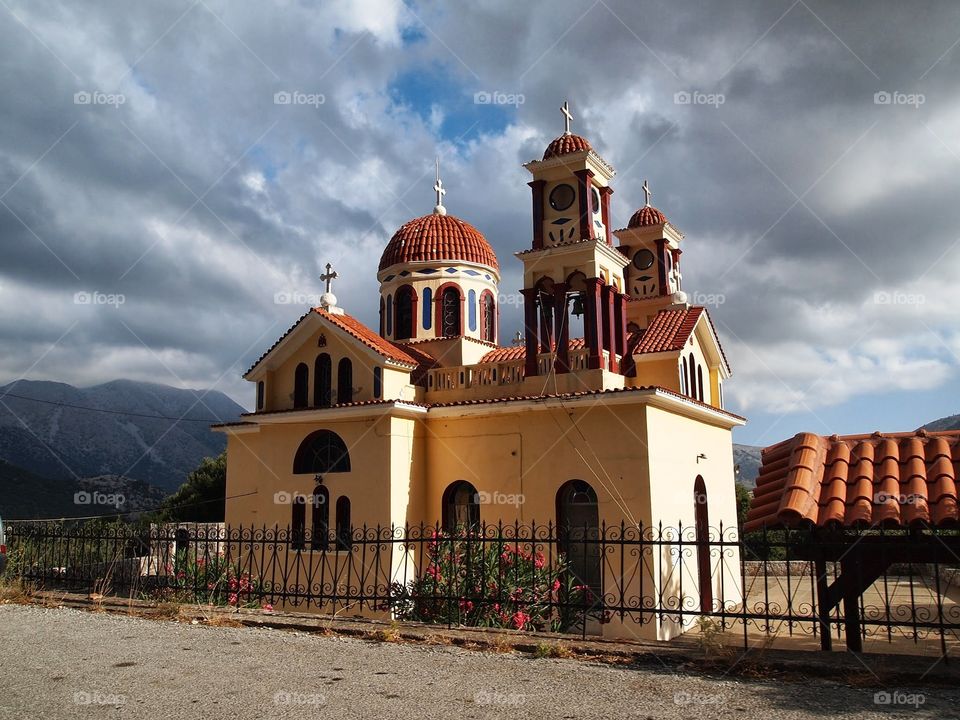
[746,430,960,531]
[628,306,731,374]
[244,308,427,379]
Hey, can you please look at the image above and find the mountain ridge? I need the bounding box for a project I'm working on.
[0,378,243,491]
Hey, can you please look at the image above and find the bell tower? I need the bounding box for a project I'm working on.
[614,179,687,329]
[517,101,630,379]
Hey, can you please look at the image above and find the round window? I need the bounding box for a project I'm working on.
[549,183,575,211]
[632,249,655,270]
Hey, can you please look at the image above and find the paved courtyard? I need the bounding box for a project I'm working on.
[0,604,956,719]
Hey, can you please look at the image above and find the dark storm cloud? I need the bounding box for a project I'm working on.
[1,0,959,413]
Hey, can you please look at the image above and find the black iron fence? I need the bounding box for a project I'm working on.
[3,520,960,654]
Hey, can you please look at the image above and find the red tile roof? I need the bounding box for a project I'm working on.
[630,307,704,354]
[543,133,592,160]
[245,308,433,378]
[379,213,499,271]
[627,205,668,228]
[316,308,424,367]
[479,338,586,364]
[746,430,960,531]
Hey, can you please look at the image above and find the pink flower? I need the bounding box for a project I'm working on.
[512,610,531,630]
[551,579,561,593]
[228,593,238,606]
[262,603,274,612]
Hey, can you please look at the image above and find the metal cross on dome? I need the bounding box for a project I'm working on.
[561,100,573,135]
[433,156,446,215]
[320,263,338,294]
[642,179,652,207]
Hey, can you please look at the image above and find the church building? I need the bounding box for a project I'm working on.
[214,103,745,640]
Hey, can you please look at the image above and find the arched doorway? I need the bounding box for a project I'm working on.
[694,476,713,612]
[556,480,601,604]
[442,480,480,532]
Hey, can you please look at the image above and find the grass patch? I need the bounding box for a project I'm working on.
[533,642,574,659]
[0,579,33,604]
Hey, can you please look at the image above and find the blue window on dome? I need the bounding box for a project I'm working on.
[422,287,432,329]
[468,289,477,332]
[386,294,393,335]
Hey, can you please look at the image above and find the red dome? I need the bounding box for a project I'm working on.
[379,212,499,272]
[627,205,668,228]
[543,133,592,160]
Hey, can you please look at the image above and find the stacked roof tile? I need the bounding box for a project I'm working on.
[746,430,960,530]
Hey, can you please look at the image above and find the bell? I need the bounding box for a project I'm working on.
[571,295,585,318]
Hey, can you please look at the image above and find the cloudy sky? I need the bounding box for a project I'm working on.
[2,0,959,446]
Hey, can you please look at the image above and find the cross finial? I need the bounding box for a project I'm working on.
[433,156,447,216]
[320,263,338,294]
[642,179,652,207]
[560,100,573,135]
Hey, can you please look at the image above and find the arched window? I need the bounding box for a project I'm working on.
[379,296,385,336]
[293,363,309,409]
[293,430,351,474]
[256,381,264,411]
[291,495,306,551]
[694,476,713,611]
[311,485,329,550]
[687,354,696,398]
[680,360,688,396]
[480,291,496,343]
[442,480,480,532]
[439,286,461,337]
[556,479,601,597]
[395,285,416,340]
[468,289,477,332]
[386,294,393,336]
[337,358,353,404]
[336,496,352,550]
[422,287,432,330]
[696,364,704,402]
[314,353,332,407]
[373,366,382,399]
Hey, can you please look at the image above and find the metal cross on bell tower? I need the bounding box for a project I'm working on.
[642,179,652,207]
[560,100,573,135]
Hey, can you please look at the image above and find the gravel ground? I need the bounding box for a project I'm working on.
[0,604,955,719]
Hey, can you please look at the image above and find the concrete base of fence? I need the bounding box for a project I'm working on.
[18,590,960,685]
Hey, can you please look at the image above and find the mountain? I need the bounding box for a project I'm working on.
[0,379,244,491]
[0,460,168,520]
[921,414,960,432]
[733,443,763,489]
